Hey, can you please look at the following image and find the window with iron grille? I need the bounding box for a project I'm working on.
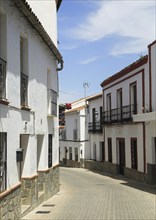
[48,134,53,168]
[131,138,138,170]
[21,72,28,106]
[0,58,7,100]
[0,132,7,192]
[130,82,137,114]
[20,37,28,107]
[108,138,112,162]
[69,147,72,160]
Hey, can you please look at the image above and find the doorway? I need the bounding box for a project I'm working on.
[118,139,125,175]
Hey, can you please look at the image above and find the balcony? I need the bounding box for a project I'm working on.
[0,58,7,100]
[88,121,102,133]
[47,89,57,116]
[102,104,137,124]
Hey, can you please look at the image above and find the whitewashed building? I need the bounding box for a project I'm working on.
[0,0,63,219]
[59,98,90,167]
[101,40,156,184]
[87,93,104,162]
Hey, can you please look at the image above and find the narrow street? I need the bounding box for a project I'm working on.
[22,167,156,220]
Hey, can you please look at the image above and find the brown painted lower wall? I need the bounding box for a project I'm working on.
[146,163,156,184]
[60,159,80,168]
[0,165,60,219]
[84,160,156,185]
[84,160,119,176]
[124,167,146,183]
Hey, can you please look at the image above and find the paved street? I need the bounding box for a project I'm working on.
[22,167,156,220]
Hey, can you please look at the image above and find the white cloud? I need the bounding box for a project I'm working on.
[70,0,155,55]
[80,57,99,64]
[61,44,79,51]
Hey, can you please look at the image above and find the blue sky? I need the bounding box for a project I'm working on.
[57,0,156,104]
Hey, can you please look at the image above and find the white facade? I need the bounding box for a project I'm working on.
[27,0,58,46]
[0,0,63,217]
[59,98,90,166]
[87,94,104,161]
[101,40,156,183]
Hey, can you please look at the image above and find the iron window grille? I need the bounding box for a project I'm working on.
[21,72,28,107]
[131,138,138,170]
[0,58,7,99]
[0,132,7,193]
[48,134,53,168]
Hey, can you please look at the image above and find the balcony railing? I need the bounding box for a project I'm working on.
[0,58,7,99]
[88,121,102,133]
[47,89,57,116]
[102,104,137,124]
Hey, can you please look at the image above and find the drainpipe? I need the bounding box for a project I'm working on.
[57,60,64,71]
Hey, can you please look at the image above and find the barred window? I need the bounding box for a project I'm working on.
[131,138,138,170]
[48,134,53,168]
[0,132,7,192]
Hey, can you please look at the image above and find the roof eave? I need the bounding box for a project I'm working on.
[12,0,63,70]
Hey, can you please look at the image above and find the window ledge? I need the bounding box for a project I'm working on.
[21,105,31,111]
[0,98,9,105]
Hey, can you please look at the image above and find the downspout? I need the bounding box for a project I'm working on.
[57,60,64,71]
[142,122,146,173]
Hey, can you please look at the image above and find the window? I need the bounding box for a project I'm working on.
[108,138,112,162]
[117,89,122,120]
[48,134,53,168]
[47,89,57,116]
[131,138,137,170]
[75,148,78,161]
[0,14,7,101]
[73,119,78,140]
[20,37,28,107]
[130,82,137,114]
[0,58,7,100]
[69,147,72,160]
[106,93,111,122]
[0,132,7,192]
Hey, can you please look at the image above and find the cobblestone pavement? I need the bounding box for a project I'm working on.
[22,167,156,220]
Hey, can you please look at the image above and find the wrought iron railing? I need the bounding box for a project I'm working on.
[102,104,137,124]
[0,58,7,99]
[47,89,57,116]
[88,121,102,133]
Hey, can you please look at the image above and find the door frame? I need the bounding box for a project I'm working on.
[116,138,125,175]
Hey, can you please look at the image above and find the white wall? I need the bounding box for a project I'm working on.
[88,95,103,161]
[105,124,144,172]
[150,42,156,111]
[0,1,59,189]
[27,0,58,46]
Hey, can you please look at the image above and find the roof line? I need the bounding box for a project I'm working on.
[12,0,63,70]
[101,55,148,87]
